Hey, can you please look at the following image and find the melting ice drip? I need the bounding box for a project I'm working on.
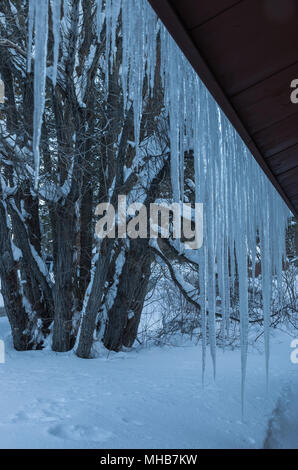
[27,0,291,410]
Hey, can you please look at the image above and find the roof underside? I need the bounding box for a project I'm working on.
[148,0,298,219]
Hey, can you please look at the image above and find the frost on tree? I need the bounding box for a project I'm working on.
[0,0,291,408]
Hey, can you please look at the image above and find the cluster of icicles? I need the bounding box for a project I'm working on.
[28,0,291,409]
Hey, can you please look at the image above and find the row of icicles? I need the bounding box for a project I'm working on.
[27,0,291,413]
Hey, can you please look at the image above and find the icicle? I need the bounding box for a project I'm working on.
[32,0,49,190]
[206,98,217,379]
[27,0,35,73]
[223,244,231,338]
[235,144,249,415]
[250,220,257,305]
[96,0,103,39]
[51,0,61,86]
[261,196,272,389]
[237,233,249,415]
[194,80,207,384]
[200,247,207,386]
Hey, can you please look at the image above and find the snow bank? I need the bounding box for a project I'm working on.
[0,317,296,449]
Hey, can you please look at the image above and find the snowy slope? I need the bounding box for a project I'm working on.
[0,317,296,449]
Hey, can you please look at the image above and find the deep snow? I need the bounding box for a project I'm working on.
[0,317,297,449]
[264,380,298,449]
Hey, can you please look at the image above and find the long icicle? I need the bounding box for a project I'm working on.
[32,0,49,190]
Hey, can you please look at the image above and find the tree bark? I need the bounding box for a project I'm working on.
[76,237,115,358]
[0,201,32,350]
[103,238,152,350]
[52,200,78,352]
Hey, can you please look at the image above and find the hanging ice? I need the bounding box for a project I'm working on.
[27,0,292,409]
[51,0,61,86]
[30,0,49,189]
[96,0,104,39]
[27,0,35,73]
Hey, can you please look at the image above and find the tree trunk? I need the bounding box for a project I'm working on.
[0,202,32,350]
[52,200,78,352]
[103,238,152,351]
[76,237,115,358]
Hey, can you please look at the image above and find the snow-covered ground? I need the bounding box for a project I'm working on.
[0,316,297,449]
[264,380,298,449]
